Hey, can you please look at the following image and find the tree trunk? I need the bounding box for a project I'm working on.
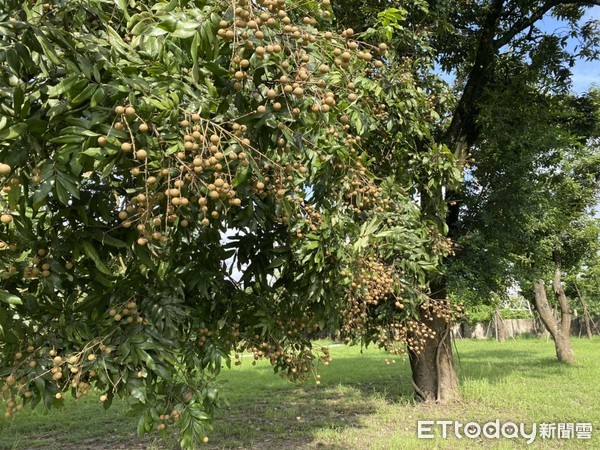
[533,279,575,362]
[409,312,460,403]
[410,0,505,406]
[573,281,594,339]
[494,309,506,342]
[552,256,572,335]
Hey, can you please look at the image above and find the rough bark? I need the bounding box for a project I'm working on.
[552,256,572,335]
[409,305,460,403]
[573,281,594,339]
[410,0,507,405]
[533,279,575,362]
[494,309,506,342]
[407,2,507,405]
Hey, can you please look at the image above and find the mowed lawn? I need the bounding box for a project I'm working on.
[0,338,599,449]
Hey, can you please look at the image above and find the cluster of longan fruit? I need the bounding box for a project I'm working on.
[0,163,15,229]
[108,109,251,242]
[1,375,23,417]
[196,326,216,349]
[340,160,392,216]
[0,344,106,417]
[352,257,399,306]
[233,317,328,383]
[155,407,184,431]
[339,256,401,334]
[432,234,455,258]
[371,320,434,356]
[215,0,388,145]
[21,248,71,280]
[0,246,74,282]
[272,346,330,383]
[108,299,146,325]
[217,0,323,47]
[420,299,463,323]
[289,202,323,236]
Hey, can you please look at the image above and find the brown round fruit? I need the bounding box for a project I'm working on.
[0,163,12,176]
[1,214,12,224]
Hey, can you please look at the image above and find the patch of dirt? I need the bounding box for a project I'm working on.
[11,433,166,450]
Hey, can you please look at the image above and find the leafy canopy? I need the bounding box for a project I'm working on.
[0,0,456,446]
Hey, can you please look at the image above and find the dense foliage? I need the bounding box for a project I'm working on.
[0,0,458,446]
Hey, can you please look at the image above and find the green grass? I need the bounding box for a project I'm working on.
[1,338,599,449]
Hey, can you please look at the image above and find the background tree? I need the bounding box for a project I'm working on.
[567,243,600,338]
[451,79,600,361]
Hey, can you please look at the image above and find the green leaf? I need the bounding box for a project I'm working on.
[128,385,146,403]
[94,233,127,248]
[0,290,22,306]
[232,166,250,187]
[135,245,157,272]
[90,86,106,108]
[49,135,86,144]
[55,179,69,205]
[115,0,131,20]
[0,122,27,140]
[70,84,97,106]
[81,240,112,275]
[47,75,82,98]
[267,256,287,269]
[32,180,54,210]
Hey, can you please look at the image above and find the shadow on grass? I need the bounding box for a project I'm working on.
[454,341,577,384]
[210,341,583,449]
[208,357,417,449]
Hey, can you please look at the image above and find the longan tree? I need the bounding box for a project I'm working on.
[332,0,600,400]
[0,0,456,447]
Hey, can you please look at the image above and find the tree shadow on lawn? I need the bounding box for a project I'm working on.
[208,357,417,449]
[454,344,575,383]
[206,344,582,449]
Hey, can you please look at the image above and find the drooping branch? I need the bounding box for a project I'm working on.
[494,0,600,49]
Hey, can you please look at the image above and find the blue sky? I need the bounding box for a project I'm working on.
[436,7,600,94]
[539,7,600,93]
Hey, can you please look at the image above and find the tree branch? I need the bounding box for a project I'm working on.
[494,0,600,49]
